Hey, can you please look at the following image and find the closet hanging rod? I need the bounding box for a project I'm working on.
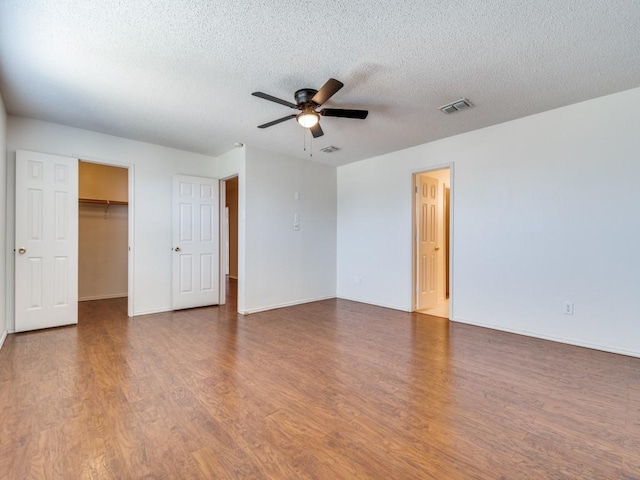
[78,197,128,206]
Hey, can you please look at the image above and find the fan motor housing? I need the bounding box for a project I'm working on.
[294,88,318,106]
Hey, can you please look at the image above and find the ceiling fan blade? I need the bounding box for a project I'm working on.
[257,114,296,129]
[320,108,369,119]
[252,92,298,109]
[311,78,344,106]
[310,123,324,138]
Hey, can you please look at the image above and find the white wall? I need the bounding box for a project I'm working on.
[338,152,417,311]
[0,93,7,349]
[338,86,640,358]
[241,146,336,314]
[6,116,217,329]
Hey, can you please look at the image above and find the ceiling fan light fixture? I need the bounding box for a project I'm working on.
[253,78,368,138]
[296,111,319,128]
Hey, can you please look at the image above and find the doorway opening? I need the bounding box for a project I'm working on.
[78,161,132,316]
[413,167,451,318]
[223,176,239,307]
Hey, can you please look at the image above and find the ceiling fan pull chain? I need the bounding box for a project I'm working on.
[303,126,307,152]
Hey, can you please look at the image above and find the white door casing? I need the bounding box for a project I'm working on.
[416,175,438,310]
[172,175,220,310]
[15,150,79,332]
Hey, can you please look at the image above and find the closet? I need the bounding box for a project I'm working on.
[78,161,128,302]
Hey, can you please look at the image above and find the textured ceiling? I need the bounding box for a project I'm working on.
[1,1,639,166]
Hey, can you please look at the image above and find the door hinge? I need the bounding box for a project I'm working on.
[415,185,418,194]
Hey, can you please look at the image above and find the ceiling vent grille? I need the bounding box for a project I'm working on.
[439,98,473,114]
[320,145,340,153]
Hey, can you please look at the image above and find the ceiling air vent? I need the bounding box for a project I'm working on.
[439,98,473,114]
[320,145,340,153]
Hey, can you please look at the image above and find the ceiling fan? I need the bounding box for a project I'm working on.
[252,78,368,138]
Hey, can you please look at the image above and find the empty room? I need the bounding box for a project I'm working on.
[1,1,640,478]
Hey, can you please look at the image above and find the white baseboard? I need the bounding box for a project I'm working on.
[132,306,172,317]
[239,295,336,315]
[79,293,127,302]
[451,316,640,359]
[336,295,411,313]
[0,330,7,351]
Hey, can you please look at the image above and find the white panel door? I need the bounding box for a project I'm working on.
[416,175,438,310]
[15,150,78,332]
[172,175,219,310]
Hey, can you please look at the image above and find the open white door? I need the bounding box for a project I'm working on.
[416,175,438,310]
[15,150,78,332]
[172,175,219,310]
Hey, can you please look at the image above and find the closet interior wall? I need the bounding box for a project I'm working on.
[78,161,129,301]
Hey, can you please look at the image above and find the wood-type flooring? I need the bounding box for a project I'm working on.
[1,281,639,479]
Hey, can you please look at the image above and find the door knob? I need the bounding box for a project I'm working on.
[434,247,440,251]
[174,247,181,252]
[18,247,26,254]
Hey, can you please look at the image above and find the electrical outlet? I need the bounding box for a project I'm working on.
[293,222,300,231]
[563,301,574,315]
[355,276,362,285]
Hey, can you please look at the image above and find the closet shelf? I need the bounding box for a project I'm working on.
[79,197,128,206]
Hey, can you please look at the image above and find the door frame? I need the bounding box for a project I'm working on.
[411,163,454,318]
[76,155,135,317]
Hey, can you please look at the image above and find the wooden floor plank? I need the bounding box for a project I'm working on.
[1,280,640,479]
